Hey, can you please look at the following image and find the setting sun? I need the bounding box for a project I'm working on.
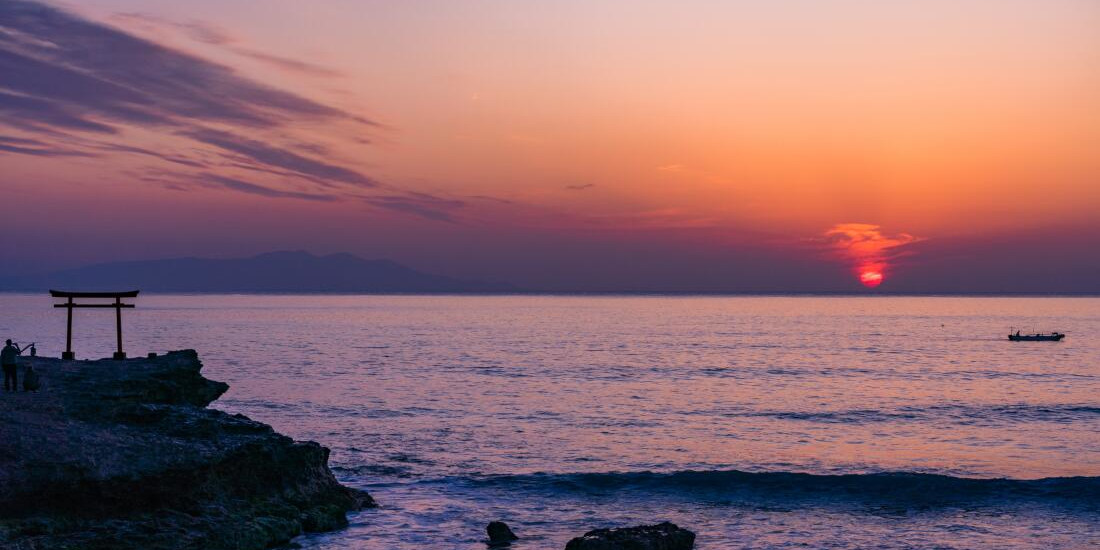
[859,269,884,288]
[824,224,913,289]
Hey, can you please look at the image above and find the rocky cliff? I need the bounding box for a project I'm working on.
[0,350,373,550]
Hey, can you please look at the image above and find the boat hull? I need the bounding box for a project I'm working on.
[1008,334,1065,341]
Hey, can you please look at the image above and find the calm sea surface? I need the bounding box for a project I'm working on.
[3,294,1098,548]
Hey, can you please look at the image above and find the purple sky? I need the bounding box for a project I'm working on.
[2,0,1098,292]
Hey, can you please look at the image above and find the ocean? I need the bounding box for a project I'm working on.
[2,294,1098,548]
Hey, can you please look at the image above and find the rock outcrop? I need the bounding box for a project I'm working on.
[564,522,695,550]
[486,520,518,546]
[0,350,374,550]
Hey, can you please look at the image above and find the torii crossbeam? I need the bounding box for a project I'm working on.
[50,290,140,360]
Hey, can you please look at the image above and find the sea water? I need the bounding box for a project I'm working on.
[2,294,1098,548]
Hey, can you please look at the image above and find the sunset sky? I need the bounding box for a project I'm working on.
[2,0,1098,291]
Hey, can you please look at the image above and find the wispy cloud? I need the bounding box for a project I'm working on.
[822,223,921,285]
[0,90,118,134]
[0,135,95,157]
[565,183,596,191]
[0,3,347,130]
[467,194,515,205]
[91,142,207,168]
[111,13,344,78]
[0,0,475,225]
[587,207,724,230]
[202,174,340,202]
[360,193,466,222]
[0,3,392,201]
[0,0,362,129]
[179,127,376,187]
[232,49,343,78]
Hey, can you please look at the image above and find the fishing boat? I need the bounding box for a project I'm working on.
[1008,331,1065,341]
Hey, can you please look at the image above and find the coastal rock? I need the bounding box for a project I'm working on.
[487,521,518,546]
[0,350,375,550]
[564,522,695,550]
[20,365,39,392]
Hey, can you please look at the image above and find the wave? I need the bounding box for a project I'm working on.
[710,403,1100,425]
[448,469,1100,507]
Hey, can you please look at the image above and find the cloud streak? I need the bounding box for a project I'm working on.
[822,223,921,286]
[360,193,466,222]
[91,143,207,168]
[0,0,364,138]
[0,0,477,228]
[0,3,346,129]
[202,174,340,202]
[180,127,376,187]
[0,1,407,209]
[0,135,95,157]
[112,13,344,77]
[0,90,118,134]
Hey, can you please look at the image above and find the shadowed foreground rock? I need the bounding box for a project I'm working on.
[0,350,374,550]
[486,520,518,546]
[565,522,695,550]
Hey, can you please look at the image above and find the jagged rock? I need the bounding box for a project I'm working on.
[564,522,695,550]
[487,520,518,546]
[0,350,375,550]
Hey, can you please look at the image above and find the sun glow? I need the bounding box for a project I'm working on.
[824,224,919,289]
[859,268,884,288]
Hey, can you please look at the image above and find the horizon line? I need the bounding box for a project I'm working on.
[3,290,1099,298]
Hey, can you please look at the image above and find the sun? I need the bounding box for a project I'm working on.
[859,269,884,288]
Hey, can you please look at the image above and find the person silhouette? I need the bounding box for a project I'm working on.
[2,339,19,392]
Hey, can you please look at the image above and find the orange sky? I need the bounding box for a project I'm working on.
[2,0,1098,290]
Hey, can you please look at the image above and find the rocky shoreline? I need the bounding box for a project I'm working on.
[0,350,694,550]
[0,350,374,550]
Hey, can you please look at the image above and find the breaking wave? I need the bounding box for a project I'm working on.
[447,469,1100,507]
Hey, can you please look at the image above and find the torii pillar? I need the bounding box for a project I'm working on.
[50,290,140,360]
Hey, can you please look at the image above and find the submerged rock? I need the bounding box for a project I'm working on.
[564,522,695,550]
[0,350,375,550]
[487,520,519,546]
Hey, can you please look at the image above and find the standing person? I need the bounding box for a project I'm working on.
[2,339,19,392]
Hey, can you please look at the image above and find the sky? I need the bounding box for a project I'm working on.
[1,0,1098,292]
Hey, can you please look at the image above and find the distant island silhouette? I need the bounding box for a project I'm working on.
[1,251,517,293]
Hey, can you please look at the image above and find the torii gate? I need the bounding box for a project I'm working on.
[50,290,139,360]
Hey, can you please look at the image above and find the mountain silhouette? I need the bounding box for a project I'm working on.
[1,251,517,293]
